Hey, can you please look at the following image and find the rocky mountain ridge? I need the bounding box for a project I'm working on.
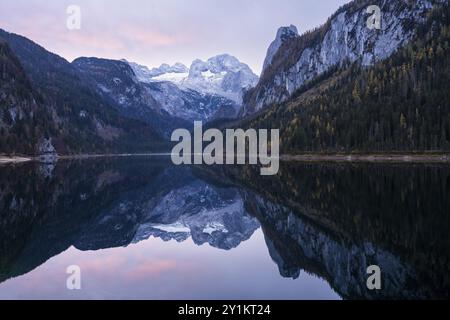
[244,0,439,114]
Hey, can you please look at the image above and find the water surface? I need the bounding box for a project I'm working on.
[0,158,449,299]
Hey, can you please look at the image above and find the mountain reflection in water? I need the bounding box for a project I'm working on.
[0,158,449,299]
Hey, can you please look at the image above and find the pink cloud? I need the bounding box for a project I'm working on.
[127,260,178,281]
[78,254,129,273]
[120,26,181,47]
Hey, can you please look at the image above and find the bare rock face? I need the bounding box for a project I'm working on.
[37,138,58,163]
[244,0,437,115]
[37,138,56,154]
[262,25,299,73]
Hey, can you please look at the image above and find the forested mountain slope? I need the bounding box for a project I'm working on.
[0,40,56,155]
[242,3,450,153]
[0,29,166,155]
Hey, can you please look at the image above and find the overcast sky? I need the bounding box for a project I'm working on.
[0,0,349,74]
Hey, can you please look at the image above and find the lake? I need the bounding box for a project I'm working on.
[0,157,449,299]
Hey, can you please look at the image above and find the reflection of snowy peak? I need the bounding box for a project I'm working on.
[134,180,260,250]
[127,55,258,121]
[74,167,260,251]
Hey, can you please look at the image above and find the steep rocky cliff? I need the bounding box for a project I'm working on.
[244,0,438,115]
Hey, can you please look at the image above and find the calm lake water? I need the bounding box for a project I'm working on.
[0,158,449,300]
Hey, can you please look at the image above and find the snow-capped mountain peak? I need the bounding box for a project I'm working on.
[124,60,189,84]
[127,54,259,105]
[195,54,248,75]
[155,62,189,76]
[183,54,259,103]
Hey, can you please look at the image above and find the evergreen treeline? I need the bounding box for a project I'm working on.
[246,3,450,153]
[0,40,55,155]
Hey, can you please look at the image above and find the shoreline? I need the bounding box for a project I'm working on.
[0,156,33,164]
[0,153,171,165]
[282,153,450,163]
[2,153,450,165]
